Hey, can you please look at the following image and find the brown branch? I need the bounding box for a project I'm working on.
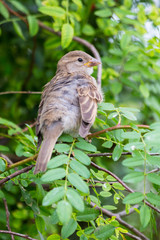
[91,161,160,214]
[0,230,37,240]
[3,199,15,240]
[91,202,149,240]
[88,124,150,138]
[1,0,28,24]
[88,152,160,157]
[0,165,34,186]
[0,91,42,95]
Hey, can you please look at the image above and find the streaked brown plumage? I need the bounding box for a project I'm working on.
[34,50,102,174]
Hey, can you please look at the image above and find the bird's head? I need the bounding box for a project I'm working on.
[57,50,100,75]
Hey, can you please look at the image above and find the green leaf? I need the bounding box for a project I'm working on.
[9,0,29,14]
[94,225,115,239]
[0,190,5,198]
[94,8,112,18]
[121,132,141,139]
[108,112,118,119]
[76,138,97,152]
[13,21,25,40]
[119,107,140,112]
[61,23,74,49]
[122,156,144,167]
[102,141,113,149]
[57,200,72,224]
[100,191,112,197]
[139,84,149,98]
[140,205,150,228]
[47,155,69,169]
[73,149,91,165]
[122,111,137,121]
[124,142,144,151]
[120,33,131,49]
[47,234,60,240]
[50,211,59,225]
[147,156,160,167]
[39,6,65,19]
[68,173,89,194]
[82,24,95,36]
[146,192,160,206]
[72,0,82,8]
[66,188,84,211]
[123,192,144,204]
[77,208,99,221]
[0,158,6,172]
[112,145,123,161]
[98,102,115,111]
[59,134,74,142]
[35,216,45,233]
[41,168,66,183]
[27,16,39,37]
[0,2,9,19]
[147,173,160,186]
[42,187,65,206]
[112,183,125,190]
[0,145,9,152]
[61,219,77,239]
[70,159,90,178]
[102,205,117,210]
[123,172,144,183]
[55,143,70,153]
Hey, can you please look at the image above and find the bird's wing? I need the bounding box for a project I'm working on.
[77,83,102,138]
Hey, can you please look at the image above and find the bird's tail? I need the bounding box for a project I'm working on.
[34,123,63,174]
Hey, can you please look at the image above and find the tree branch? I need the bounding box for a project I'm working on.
[0,165,34,186]
[88,152,160,157]
[0,230,37,240]
[3,199,15,240]
[0,91,42,95]
[91,161,160,214]
[88,124,150,138]
[90,202,149,240]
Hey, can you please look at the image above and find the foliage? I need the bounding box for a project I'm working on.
[0,0,160,240]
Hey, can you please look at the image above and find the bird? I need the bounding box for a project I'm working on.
[34,50,103,174]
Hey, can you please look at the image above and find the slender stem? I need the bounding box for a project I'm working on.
[64,139,76,196]
[0,165,34,186]
[87,124,150,138]
[3,199,15,240]
[0,230,37,240]
[0,91,42,95]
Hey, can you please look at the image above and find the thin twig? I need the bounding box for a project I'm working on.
[0,165,34,186]
[0,91,42,95]
[3,199,15,240]
[88,152,160,157]
[91,202,149,240]
[91,161,160,214]
[0,230,37,240]
[88,124,150,138]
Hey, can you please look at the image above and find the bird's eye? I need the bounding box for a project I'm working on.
[78,58,83,62]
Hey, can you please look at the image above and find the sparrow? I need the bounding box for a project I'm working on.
[34,50,103,174]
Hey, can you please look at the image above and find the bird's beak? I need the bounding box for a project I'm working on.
[84,58,101,67]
